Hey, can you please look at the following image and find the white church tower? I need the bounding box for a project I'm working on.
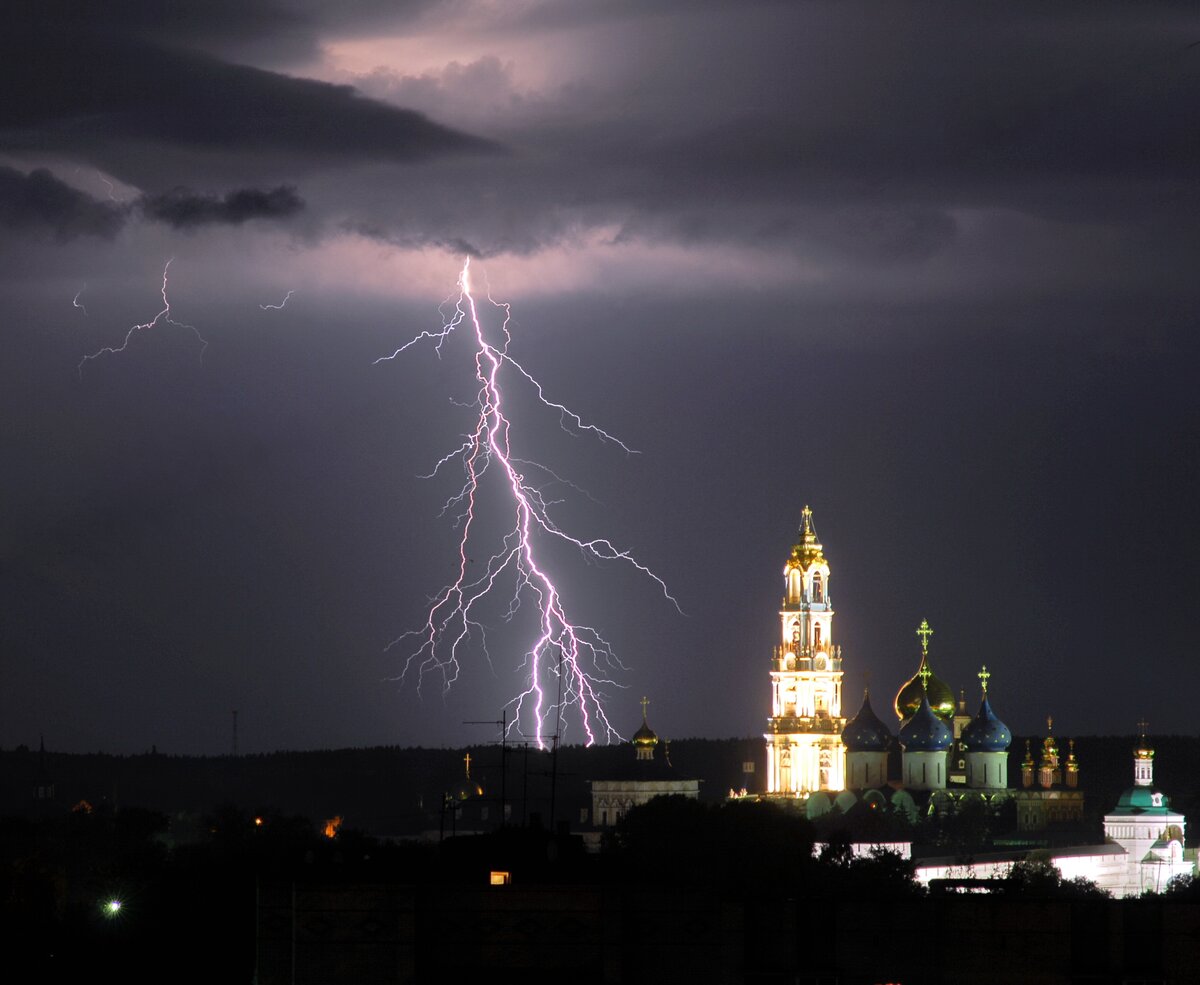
[765,507,846,795]
[1102,722,1191,895]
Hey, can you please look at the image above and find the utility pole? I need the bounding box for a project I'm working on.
[550,647,564,831]
[231,710,239,757]
[464,709,510,826]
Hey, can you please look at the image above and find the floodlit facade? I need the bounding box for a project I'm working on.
[764,507,846,795]
[914,735,1197,897]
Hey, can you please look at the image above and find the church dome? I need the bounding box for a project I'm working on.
[899,695,953,752]
[632,721,658,748]
[960,696,1012,753]
[1112,786,1170,813]
[842,692,892,752]
[894,656,955,723]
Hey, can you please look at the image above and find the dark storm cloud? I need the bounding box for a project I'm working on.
[0,165,306,238]
[304,0,1200,281]
[139,186,305,229]
[0,166,125,240]
[0,7,495,191]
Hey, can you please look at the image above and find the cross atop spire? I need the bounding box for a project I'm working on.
[978,665,991,695]
[640,695,650,723]
[463,752,472,779]
[1137,717,1149,741]
[918,662,932,689]
[1046,715,1054,735]
[916,619,933,656]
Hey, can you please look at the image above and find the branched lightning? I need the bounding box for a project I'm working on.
[377,258,677,747]
[77,260,207,376]
[259,290,294,311]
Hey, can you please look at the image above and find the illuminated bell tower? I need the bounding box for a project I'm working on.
[765,506,846,795]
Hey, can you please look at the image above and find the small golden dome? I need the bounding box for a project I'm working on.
[632,696,658,747]
[785,505,827,571]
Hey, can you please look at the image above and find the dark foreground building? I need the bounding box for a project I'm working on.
[257,882,1200,985]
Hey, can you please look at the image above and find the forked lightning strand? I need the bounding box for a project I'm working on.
[259,290,294,311]
[377,259,676,747]
[78,260,207,376]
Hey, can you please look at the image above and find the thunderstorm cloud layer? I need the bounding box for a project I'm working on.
[2,1,1199,753]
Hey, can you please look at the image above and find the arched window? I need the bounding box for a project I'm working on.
[813,623,822,647]
[812,571,823,602]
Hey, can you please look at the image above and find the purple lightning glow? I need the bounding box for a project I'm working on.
[77,260,207,376]
[259,290,295,311]
[377,258,677,747]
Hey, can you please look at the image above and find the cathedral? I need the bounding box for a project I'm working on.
[763,506,1031,809]
[758,507,1197,896]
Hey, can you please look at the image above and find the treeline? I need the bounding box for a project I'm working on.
[0,737,761,834]
[0,733,1196,837]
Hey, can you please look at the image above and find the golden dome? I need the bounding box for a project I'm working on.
[632,696,658,748]
[894,655,956,723]
[785,505,827,572]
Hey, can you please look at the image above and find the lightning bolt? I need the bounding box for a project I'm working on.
[73,286,87,317]
[77,260,207,377]
[259,290,294,311]
[377,258,678,747]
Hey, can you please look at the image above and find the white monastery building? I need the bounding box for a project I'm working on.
[756,506,1198,897]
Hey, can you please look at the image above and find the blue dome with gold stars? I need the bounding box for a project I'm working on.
[899,694,953,752]
[961,696,1012,753]
[842,692,892,752]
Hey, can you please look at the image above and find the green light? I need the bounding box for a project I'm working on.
[104,898,122,916]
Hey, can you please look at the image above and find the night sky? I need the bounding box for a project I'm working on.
[3,2,1200,754]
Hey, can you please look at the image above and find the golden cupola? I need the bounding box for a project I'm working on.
[894,619,955,722]
[785,505,827,573]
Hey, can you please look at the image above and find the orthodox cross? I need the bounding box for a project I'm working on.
[640,695,650,722]
[918,662,932,689]
[1046,715,1053,735]
[463,752,472,779]
[916,619,933,656]
[978,665,991,695]
[1137,718,1149,740]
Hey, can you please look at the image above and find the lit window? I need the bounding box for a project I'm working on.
[489,871,511,886]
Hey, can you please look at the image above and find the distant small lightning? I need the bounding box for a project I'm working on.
[73,286,87,317]
[77,260,207,376]
[377,258,677,748]
[259,290,294,311]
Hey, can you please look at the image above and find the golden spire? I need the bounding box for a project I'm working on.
[640,695,650,724]
[786,506,826,569]
[464,752,472,780]
[1046,715,1053,735]
[916,619,933,657]
[978,665,991,696]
